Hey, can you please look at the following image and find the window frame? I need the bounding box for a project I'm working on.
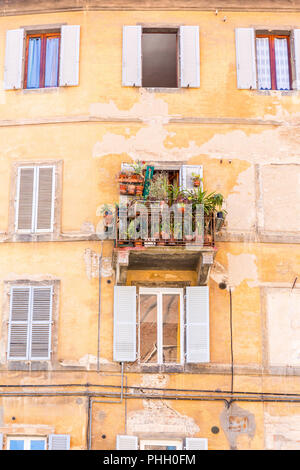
[256,33,292,90]
[138,287,184,365]
[140,439,183,450]
[7,436,47,450]
[24,31,61,89]
[141,28,179,88]
[15,164,56,234]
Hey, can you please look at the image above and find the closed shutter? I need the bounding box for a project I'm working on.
[4,29,24,90]
[36,166,55,232]
[16,167,35,232]
[122,26,142,87]
[8,287,30,360]
[186,286,209,363]
[179,26,200,88]
[49,434,70,450]
[0,433,3,450]
[235,28,257,89]
[180,165,203,190]
[59,25,80,86]
[30,287,52,360]
[293,30,300,90]
[116,435,138,450]
[113,286,136,362]
[185,438,208,450]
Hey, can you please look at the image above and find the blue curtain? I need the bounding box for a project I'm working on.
[27,37,41,89]
[30,440,45,450]
[45,37,59,87]
[9,440,24,450]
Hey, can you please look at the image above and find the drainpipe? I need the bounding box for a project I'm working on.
[97,241,103,372]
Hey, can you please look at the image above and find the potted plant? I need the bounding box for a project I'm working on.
[148,172,169,202]
[191,173,202,188]
[211,193,227,231]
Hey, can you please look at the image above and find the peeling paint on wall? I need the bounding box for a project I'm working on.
[84,249,113,279]
[220,403,255,450]
[127,399,199,436]
[226,167,256,231]
[264,412,300,450]
[227,253,258,288]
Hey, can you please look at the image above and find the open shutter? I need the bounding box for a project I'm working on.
[293,30,300,90]
[116,435,138,450]
[235,28,257,89]
[49,434,70,450]
[35,166,55,232]
[180,165,203,191]
[113,286,136,362]
[186,286,209,363]
[16,167,35,232]
[4,29,24,90]
[8,287,30,360]
[122,26,142,87]
[59,25,80,86]
[0,433,3,450]
[180,26,200,88]
[30,287,52,360]
[185,438,208,450]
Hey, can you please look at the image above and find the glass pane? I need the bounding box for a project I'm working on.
[256,38,271,90]
[274,38,290,90]
[162,294,180,363]
[30,440,45,450]
[45,37,60,87]
[140,294,157,363]
[27,37,41,89]
[9,440,24,450]
[142,33,177,88]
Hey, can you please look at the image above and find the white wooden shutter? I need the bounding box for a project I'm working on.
[4,29,24,90]
[30,287,52,360]
[235,28,257,89]
[0,433,3,450]
[16,167,35,232]
[59,25,80,86]
[293,30,300,90]
[180,165,203,190]
[35,166,55,232]
[186,286,209,363]
[113,286,136,362]
[122,26,142,87]
[180,26,200,88]
[185,438,208,450]
[49,434,70,450]
[116,435,138,450]
[8,287,30,360]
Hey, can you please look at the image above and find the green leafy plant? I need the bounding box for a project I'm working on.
[130,160,146,175]
[148,172,169,201]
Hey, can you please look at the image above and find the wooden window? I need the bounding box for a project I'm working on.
[256,34,292,90]
[24,32,60,89]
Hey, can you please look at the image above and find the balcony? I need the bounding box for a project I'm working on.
[111,163,225,284]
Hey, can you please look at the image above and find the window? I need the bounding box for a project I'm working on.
[122,25,200,88]
[113,285,210,364]
[24,33,60,89]
[7,436,46,450]
[235,28,300,90]
[15,165,55,233]
[4,25,80,90]
[142,30,178,88]
[256,34,291,90]
[139,288,184,364]
[140,439,183,450]
[116,435,208,450]
[8,286,53,361]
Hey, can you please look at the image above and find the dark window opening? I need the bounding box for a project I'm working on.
[142,31,178,88]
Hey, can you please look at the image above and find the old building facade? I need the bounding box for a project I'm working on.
[0,0,299,450]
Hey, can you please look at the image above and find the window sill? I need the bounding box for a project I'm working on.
[21,87,60,94]
[252,89,298,96]
[142,87,182,93]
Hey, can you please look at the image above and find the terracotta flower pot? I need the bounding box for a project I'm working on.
[127,184,136,195]
[193,179,200,187]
